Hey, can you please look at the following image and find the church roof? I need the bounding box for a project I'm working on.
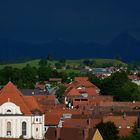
[0,82,32,115]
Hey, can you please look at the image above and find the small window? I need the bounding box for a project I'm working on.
[36,118,38,122]
[39,118,41,122]
[127,126,130,129]
[75,99,80,101]
[6,109,12,114]
[36,128,38,132]
[7,109,11,112]
[118,125,122,128]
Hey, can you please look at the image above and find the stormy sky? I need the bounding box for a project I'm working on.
[0,0,140,44]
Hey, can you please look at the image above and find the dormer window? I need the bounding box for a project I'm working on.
[6,109,12,114]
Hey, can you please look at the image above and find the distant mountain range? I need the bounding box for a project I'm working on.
[0,33,140,62]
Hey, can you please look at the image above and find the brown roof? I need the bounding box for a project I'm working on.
[45,127,96,140]
[118,128,132,136]
[67,88,81,96]
[63,118,88,128]
[49,78,62,82]
[33,95,56,112]
[65,77,99,98]
[74,77,89,81]
[45,112,62,125]
[23,96,43,113]
[0,82,31,115]
[103,115,138,128]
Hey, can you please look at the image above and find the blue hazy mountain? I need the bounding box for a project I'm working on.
[0,33,140,62]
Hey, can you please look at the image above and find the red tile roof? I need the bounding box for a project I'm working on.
[118,128,132,136]
[0,82,31,115]
[65,77,99,98]
[45,112,62,125]
[49,78,62,82]
[103,115,138,128]
[23,96,43,113]
[45,127,96,140]
[74,77,89,81]
[63,118,88,128]
[67,87,81,96]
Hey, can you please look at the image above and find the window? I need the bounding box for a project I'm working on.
[118,125,122,128]
[36,128,38,132]
[75,99,80,101]
[22,122,27,136]
[7,122,11,136]
[36,118,38,122]
[6,109,12,114]
[81,99,88,101]
[127,126,130,129]
[7,109,11,113]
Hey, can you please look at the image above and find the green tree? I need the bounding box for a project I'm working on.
[38,66,53,81]
[38,58,48,67]
[96,121,119,140]
[55,85,66,103]
[119,135,137,140]
[47,53,53,61]
[21,64,37,88]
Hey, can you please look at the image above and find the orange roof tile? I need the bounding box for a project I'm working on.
[67,88,81,96]
[0,82,31,115]
[103,115,138,128]
[23,96,43,113]
[45,112,62,125]
[74,77,89,81]
[118,128,132,136]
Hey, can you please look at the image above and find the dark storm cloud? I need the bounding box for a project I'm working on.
[0,0,140,43]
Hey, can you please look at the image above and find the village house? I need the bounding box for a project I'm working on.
[64,77,113,108]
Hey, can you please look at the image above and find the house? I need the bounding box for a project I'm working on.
[45,127,104,140]
[0,82,45,139]
[45,112,62,132]
[64,77,100,107]
[103,115,138,136]
[128,75,140,85]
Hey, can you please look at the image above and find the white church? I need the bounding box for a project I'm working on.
[0,82,45,139]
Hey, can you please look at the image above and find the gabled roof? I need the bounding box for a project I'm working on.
[67,88,81,96]
[0,82,31,115]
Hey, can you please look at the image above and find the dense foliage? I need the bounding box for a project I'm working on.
[0,61,81,88]
[96,121,119,140]
[55,85,66,103]
[89,71,140,101]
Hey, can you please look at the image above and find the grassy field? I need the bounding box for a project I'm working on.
[0,58,126,69]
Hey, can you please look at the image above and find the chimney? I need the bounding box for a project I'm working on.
[83,128,89,140]
[55,127,61,140]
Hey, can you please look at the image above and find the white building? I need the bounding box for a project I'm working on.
[0,82,45,139]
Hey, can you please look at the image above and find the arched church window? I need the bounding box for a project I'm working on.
[7,122,11,136]
[22,122,27,136]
